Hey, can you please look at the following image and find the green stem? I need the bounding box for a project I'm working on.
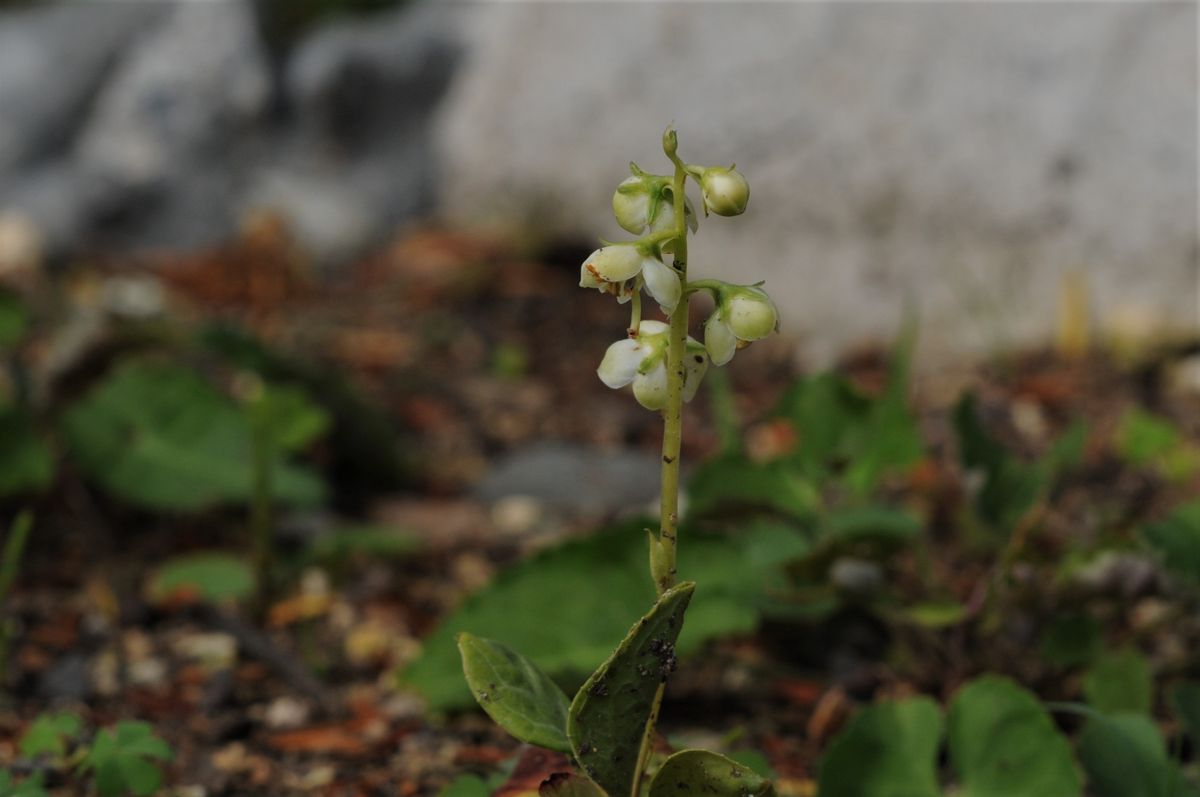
[628,289,642,336]
[0,511,33,683]
[635,132,689,797]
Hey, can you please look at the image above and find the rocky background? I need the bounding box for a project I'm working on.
[0,0,1195,360]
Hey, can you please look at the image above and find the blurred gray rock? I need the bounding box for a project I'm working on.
[0,2,163,173]
[436,3,1198,360]
[475,441,660,516]
[0,0,459,263]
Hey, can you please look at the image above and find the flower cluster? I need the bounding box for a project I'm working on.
[579,138,776,411]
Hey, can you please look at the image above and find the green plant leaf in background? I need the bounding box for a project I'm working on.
[568,582,694,797]
[403,520,808,710]
[648,749,774,797]
[1040,612,1102,668]
[1083,649,1153,715]
[438,775,491,797]
[1140,500,1200,586]
[148,553,256,604]
[458,633,572,753]
[247,383,330,453]
[1078,713,1197,797]
[946,676,1082,797]
[62,362,325,511]
[1170,682,1200,741]
[1116,409,1199,482]
[538,772,607,797]
[816,697,942,797]
[0,407,53,497]
[0,772,48,797]
[0,290,28,349]
[687,454,820,520]
[82,721,172,797]
[18,711,82,759]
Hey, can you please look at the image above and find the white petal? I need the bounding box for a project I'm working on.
[637,319,670,338]
[704,314,737,366]
[682,342,708,402]
[640,257,680,313]
[585,245,643,283]
[613,179,650,234]
[597,338,644,389]
[632,361,669,410]
[579,249,605,288]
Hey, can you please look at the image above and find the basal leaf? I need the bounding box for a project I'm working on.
[568,582,694,797]
[687,454,820,519]
[18,712,82,758]
[62,362,325,512]
[946,676,1081,797]
[816,697,942,797]
[403,520,807,710]
[648,749,774,797]
[1078,714,1193,797]
[538,772,606,797]
[1083,649,1153,715]
[148,553,256,604]
[458,633,572,753]
[0,407,53,497]
[1141,501,1200,586]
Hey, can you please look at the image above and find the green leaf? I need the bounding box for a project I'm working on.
[62,362,325,511]
[1083,649,1153,715]
[1170,682,1200,741]
[0,407,53,497]
[403,520,807,710]
[458,633,572,753]
[307,525,420,565]
[1141,501,1200,586]
[438,775,491,797]
[0,771,48,797]
[902,601,968,628]
[1078,714,1195,797]
[687,454,820,519]
[946,676,1082,797]
[538,773,607,797]
[0,290,28,349]
[823,507,922,545]
[1040,613,1101,668]
[648,749,774,797]
[149,553,256,604]
[82,722,171,797]
[19,711,82,758]
[568,582,694,797]
[816,697,942,797]
[1117,409,1180,465]
[248,383,330,452]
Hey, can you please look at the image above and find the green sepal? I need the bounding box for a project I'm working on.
[457,633,572,753]
[648,749,774,797]
[567,582,695,797]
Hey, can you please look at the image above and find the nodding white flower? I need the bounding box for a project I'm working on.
[597,320,709,410]
[704,285,779,366]
[580,245,681,313]
[613,176,699,237]
[689,166,750,217]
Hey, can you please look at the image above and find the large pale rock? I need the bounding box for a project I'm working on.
[436,3,1198,360]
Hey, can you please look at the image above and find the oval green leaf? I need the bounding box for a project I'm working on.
[568,581,695,797]
[648,749,773,797]
[458,633,572,753]
[817,697,942,797]
[947,676,1082,797]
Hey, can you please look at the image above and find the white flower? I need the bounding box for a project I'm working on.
[597,320,709,410]
[613,177,699,238]
[580,245,681,313]
[691,166,750,217]
[704,285,778,366]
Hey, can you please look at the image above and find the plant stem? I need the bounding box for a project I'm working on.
[0,511,33,683]
[649,155,689,596]
[634,137,689,797]
[250,419,274,613]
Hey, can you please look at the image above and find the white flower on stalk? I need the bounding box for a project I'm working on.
[580,245,681,313]
[612,174,699,237]
[704,284,779,366]
[597,320,709,411]
[687,165,750,217]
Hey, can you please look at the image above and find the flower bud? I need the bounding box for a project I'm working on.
[596,320,708,411]
[703,284,778,366]
[694,166,750,217]
[612,174,697,237]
